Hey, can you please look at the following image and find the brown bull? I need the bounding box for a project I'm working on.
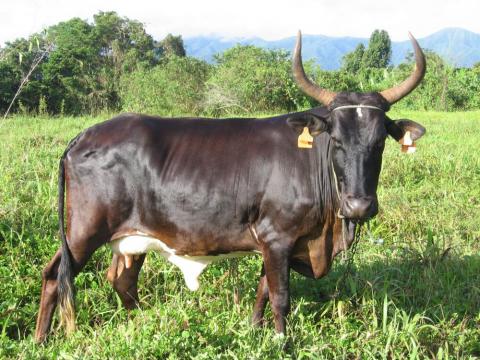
[35,31,426,342]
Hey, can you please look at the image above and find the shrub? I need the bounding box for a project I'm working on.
[120,56,211,116]
[204,45,313,116]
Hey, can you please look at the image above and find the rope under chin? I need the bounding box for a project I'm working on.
[330,160,368,295]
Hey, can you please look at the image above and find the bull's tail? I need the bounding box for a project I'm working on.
[57,145,76,335]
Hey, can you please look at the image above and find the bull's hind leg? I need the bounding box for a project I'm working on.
[35,241,101,342]
[35,221,108,342]
[35,250,61,342]
[107,253,146,309]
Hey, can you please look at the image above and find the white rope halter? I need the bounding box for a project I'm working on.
[331,105,384,112]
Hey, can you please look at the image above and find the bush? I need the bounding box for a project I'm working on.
[312,68,363,93]
[387,53,480,111]
[204,45,313,116]
[120,56,211,116]
[336,51,480,111]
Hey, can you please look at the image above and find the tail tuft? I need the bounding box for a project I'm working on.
[57,149,76,335]
[57,246,76,335]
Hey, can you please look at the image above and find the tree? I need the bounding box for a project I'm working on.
[92,11,157,111]
[94,11,157,72]
[362,30,391,69]
[3,42,51,118]
[159,34,186,58]
[342,43,365,73]
[0,61,20,113]
[42,18,99,114]
[0,11,160,116]
[0,34,50,115]
[40,12,158,114]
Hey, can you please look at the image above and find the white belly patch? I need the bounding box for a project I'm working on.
[110,234,259,291]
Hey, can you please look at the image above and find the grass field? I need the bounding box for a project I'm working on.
[0,111,479,359]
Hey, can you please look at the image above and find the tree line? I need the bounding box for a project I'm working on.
[1,12,479,117]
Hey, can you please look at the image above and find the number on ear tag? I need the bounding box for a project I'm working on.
[298,127,313,149]
[399,130,416,153]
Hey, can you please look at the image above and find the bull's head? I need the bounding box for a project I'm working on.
[289,31,426,222]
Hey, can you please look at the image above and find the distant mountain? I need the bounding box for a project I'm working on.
[184,28,480,70]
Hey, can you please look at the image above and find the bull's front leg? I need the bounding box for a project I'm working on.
[260,237,293,334]
[252,258,318,327]
[252,264,269,325]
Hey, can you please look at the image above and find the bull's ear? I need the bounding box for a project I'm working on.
[386,118,426,142]
[287,113,328,136]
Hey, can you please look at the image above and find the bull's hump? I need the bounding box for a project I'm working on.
[110,232,260,291]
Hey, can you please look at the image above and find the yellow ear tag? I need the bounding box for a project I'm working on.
[399,130,416,154]
[298,127,313,149]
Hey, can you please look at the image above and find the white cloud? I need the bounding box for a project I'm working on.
[1,0,479,45]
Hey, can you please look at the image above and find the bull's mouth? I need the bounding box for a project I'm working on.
[337,209,376,223]
[338,216,371,244]
[346,214,376,223]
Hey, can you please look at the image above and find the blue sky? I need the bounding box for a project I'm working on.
[1,0,479,45]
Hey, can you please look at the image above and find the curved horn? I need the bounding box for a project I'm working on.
[380,33,426,104]
[292,30,337,106]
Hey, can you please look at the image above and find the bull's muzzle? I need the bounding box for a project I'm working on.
[342,195,378,220]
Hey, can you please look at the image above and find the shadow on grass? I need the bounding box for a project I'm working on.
[289,251,480,323]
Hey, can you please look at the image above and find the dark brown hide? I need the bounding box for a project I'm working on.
[35,32,428,341]
[35,109,344,340]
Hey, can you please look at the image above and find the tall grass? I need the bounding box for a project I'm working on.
[0,111,479,358]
